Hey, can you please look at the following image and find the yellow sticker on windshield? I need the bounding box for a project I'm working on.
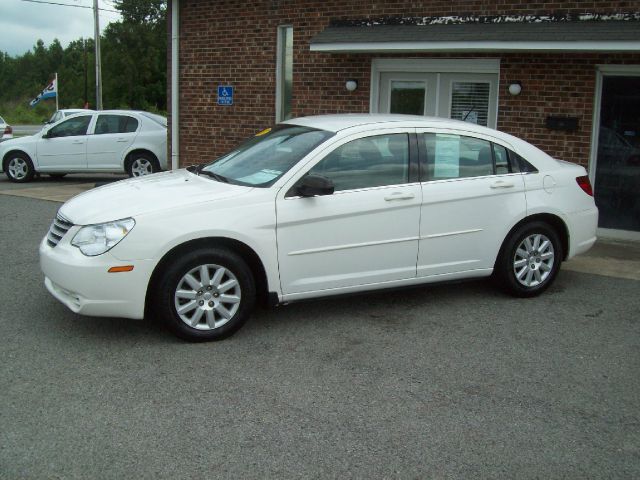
[255,128,271,137]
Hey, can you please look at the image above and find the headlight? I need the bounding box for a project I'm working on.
[71,218,136,256]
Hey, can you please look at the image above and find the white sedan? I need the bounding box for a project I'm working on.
[1,110,167,182]
[40,114,598,341]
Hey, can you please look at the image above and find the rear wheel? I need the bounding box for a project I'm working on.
[154,248,256,341]
[127,153,159,177]
[5,152,35,183]
[495,221,562,297]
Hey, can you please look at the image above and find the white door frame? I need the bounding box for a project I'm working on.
[370,58,501,122]
[590,64,640,241]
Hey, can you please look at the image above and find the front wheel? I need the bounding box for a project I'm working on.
[127,153,159,177]
[154,248,256,341]
[5,152,35,183]
[494,221,563,297]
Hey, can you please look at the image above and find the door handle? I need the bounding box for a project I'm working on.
[116,138,128,142]
[384,192,415,201]
[490,180,514,189]
[72,140,85,144]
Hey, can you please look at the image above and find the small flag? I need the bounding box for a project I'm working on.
[30,77,57,107]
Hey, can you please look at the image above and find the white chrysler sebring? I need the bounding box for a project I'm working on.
[40,115,598,341]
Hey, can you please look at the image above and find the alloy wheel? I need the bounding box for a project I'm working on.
[173,264,242,330]
[8,157,28,180]
[513,233,555,287]
[130,158,153,176]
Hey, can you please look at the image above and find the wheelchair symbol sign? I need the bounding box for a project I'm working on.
[217,86,234,105]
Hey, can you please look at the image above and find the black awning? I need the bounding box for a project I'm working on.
[310,21,640,52]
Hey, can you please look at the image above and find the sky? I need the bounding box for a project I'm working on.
[0,0,122,57]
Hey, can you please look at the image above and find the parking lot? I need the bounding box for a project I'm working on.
[1,176,639,479]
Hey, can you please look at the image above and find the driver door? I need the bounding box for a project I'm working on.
[276,130,422,297]
[36,114,93,170]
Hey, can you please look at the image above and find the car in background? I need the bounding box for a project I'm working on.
[39,114,598,341]
[44,109,94,126]
[0,116,12,141]
[1,110,167,182]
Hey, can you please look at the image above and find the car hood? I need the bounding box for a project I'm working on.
[59,169,253,225]
[0,134,38,149]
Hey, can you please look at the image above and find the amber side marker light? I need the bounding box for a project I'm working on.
[108,265,134,273]
[576,176,593,196]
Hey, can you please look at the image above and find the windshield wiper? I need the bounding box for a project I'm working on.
[186,163,229,183]
[198,169,229,183]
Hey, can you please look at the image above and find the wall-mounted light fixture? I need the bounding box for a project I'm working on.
[508,81,522,96]
[345,79,358,92]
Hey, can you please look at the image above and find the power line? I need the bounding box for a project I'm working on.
[19,0,119,13]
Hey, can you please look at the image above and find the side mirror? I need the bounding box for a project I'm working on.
[294,174,334,197]
[42,129,51,139]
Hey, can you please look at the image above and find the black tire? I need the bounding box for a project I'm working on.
[155,248,256,341]
[4,152,35,183]
[126,152,160,177]
[494,221,563,297]
[48,173,67,179]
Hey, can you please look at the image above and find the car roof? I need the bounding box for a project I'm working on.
[283,114,499,134]
[61,109,93,113]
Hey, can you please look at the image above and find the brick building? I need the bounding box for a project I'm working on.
[168,1,640,238]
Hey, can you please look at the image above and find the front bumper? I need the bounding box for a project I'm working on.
[39,236,156,319]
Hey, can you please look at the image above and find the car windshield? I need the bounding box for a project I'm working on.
[200,125,333,187]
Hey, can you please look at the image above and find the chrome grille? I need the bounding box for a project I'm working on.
[47,213,74,248]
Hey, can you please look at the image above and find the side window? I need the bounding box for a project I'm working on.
[309,134,410,192]
[494,144,514,174]
[94,115,138,135]
[508,149,538,173]
[422,133,493,180]
[48,115,92,138]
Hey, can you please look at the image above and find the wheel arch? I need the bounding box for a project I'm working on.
[496,213,570,266]
[145,236,270,315]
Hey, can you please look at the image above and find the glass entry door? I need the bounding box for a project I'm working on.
[594,75,640,232]
[378,72,498,128]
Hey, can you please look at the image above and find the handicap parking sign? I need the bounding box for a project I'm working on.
[217,86,234,105]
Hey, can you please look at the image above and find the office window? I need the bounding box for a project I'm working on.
[276,26,293,122]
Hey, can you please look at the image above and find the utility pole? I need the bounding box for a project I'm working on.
[93,0,103,110]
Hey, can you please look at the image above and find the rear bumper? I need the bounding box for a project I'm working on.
[566,206,599,259]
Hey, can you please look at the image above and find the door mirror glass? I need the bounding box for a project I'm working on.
[294,174,334,197]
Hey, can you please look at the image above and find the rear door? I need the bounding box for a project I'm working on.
[86,114,139,169]
[416,130,527,277]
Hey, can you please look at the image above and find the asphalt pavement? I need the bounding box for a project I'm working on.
[10,124,42,137]
[1,192,639,479]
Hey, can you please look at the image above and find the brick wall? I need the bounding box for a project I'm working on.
[171,0,640,167]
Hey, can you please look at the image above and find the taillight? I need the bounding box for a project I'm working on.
[3,126,11,135]
[576,176,593,196]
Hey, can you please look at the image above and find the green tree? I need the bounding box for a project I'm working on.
[0,0,167,122]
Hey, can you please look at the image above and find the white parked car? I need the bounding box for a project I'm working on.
[1,110,167,182]
[40,114,598,341]
[0,115,12,140]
